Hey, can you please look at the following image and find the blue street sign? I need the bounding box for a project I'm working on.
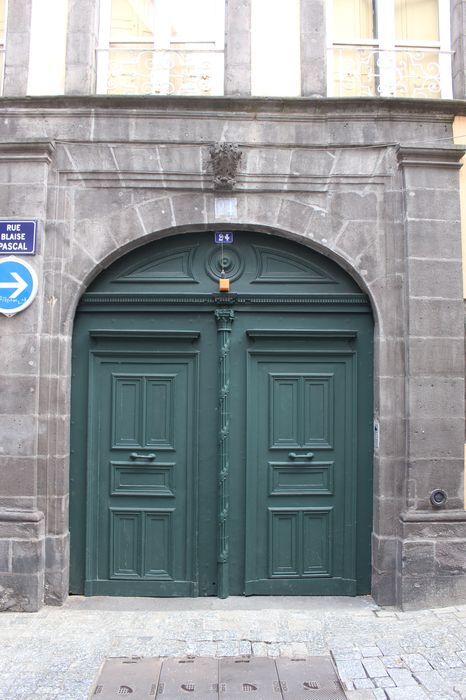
[0,257,38,316]
[214,231,234,244]
[0,220,37,255]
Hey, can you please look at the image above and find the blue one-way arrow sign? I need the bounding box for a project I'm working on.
[0,271,28,298]
[0,257,38,316]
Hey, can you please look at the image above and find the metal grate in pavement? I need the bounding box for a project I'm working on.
[219,657,282,698]
[89,655,346,699]
[158,657,218,697]
[276,657,346,699]
[90,656,162,698]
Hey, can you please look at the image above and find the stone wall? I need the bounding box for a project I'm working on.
[0,96,464,610]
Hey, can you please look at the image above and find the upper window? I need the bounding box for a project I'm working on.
[327,0,452,98]
[97,0,225,95]
[0,0,6,95]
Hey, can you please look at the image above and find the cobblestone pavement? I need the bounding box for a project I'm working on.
[1,596,466,699]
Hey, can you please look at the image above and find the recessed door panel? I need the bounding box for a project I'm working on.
[269,461,334,495]
[145,378,175,448]
[271,377,300,446]
[110,510,140,577]
[112,377,142,447]
[144,510,174,578]
[303,376,333,447]
[110,461,175,496]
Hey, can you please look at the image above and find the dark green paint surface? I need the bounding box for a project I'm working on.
[70,231,373,597]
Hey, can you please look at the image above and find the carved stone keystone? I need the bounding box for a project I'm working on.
[208,142,242,190]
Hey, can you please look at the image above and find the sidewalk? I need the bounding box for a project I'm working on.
[1,595,466,699]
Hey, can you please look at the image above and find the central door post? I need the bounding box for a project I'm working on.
[215,308,235,598]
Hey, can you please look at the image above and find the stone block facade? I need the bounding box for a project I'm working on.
[0,96,464,610]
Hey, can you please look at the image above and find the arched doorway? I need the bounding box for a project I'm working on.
[70,230,373,597]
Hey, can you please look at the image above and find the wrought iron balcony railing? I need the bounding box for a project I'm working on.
[328,45,453,99]
[95,45,452,99]
[96,47,224,96]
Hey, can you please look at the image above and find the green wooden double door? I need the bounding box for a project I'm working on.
[70,232,373,598]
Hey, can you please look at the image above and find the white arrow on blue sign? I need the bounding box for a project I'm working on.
[0,256,38,317]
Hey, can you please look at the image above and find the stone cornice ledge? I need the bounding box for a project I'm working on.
[0,95,463,118]
[0,140,55,164]
[397,145,465,168]
[400,509,466,522]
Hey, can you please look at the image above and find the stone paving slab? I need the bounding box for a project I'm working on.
[0,596,466,698]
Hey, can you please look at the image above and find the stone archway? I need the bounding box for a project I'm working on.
[69,229,374,598]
